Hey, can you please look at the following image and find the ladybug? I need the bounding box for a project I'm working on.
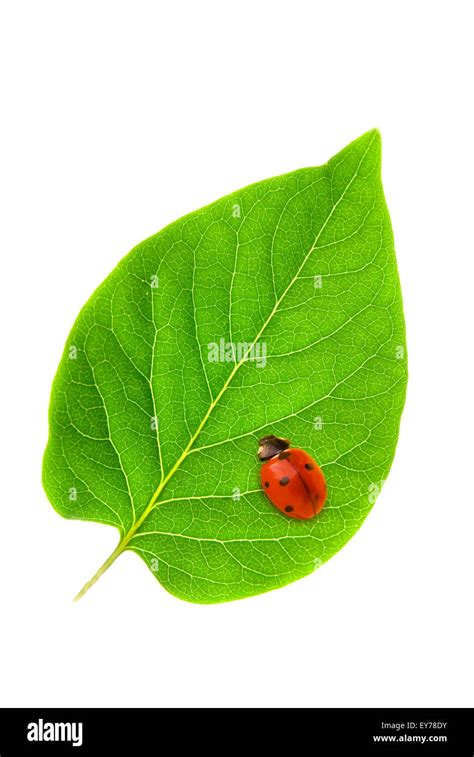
[258,435,326,520]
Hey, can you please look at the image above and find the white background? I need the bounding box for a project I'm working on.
[1,0,473,708]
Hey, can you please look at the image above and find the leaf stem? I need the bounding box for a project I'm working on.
[73,443,190,600]
[73,541,126,601]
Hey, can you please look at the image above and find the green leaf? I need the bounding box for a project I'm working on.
[43,129,407,603]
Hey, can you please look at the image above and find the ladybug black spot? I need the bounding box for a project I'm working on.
[285,505,294,513]
[278,450,291,460]
[279,476,290,486]
[264,481,270,488]
[305,463,314,470]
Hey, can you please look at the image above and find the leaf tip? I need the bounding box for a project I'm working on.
[328,128,383,171]
[359,127,382,153]
[351,128,383,173]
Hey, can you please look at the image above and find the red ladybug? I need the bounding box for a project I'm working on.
[258,435,326,520]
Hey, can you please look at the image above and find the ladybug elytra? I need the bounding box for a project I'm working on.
[258,435,326,520]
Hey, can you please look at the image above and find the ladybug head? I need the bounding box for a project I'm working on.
[258,435,291,461]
